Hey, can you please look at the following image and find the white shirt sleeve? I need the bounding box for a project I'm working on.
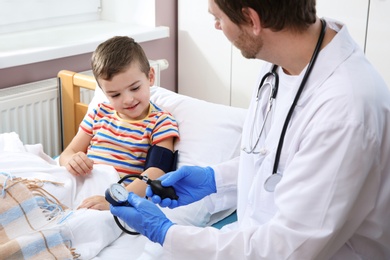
[204,156,239,214]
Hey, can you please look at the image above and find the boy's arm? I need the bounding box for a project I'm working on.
[77,137,176,210]
[59,130,94,175]
[126,137,175,197]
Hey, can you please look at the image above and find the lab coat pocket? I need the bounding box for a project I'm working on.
[247,151,278,223]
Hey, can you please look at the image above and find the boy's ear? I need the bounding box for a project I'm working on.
[149,67,156,86]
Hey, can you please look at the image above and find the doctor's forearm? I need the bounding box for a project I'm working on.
[205,157,239,213]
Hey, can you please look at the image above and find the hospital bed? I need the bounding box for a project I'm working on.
[0,70,247,259]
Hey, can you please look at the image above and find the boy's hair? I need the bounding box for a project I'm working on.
[91,36,150,81]
[214,0,317,32]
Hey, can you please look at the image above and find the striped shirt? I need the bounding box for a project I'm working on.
[79,101,179,178]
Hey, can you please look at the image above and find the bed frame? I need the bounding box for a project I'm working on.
[58,70,97,150]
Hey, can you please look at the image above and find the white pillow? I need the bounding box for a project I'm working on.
[149,86,247,167]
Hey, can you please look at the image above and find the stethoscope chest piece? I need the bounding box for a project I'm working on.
[264,173,282,192]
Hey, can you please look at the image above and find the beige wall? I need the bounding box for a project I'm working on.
[0,0,177,91]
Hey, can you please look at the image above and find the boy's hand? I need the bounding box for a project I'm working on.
[65,151,94,176]
[78,195,110,210]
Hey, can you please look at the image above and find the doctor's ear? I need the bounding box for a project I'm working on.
[241,7,261,35]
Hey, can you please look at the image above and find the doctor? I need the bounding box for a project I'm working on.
[110,0,390,259]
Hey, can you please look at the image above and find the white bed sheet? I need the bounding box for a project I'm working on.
[0,132,236,260]
[0,132,126,259]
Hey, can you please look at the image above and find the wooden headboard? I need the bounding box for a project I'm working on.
[58,70,97,149]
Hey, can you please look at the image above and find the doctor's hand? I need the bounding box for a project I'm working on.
[146,166,216,208]
[110,192,173,246]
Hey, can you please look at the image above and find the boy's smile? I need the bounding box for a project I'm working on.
[98,62,155,120]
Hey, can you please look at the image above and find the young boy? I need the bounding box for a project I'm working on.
[59,36,179,210]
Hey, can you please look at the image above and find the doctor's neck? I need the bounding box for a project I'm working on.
[262,18,336,76]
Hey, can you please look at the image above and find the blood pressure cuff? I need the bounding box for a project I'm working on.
[144,145,178,173]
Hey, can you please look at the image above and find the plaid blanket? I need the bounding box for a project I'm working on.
[0,173,77,260]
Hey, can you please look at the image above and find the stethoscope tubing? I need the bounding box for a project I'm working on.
[246,65,279,154]
[271,19,327,176]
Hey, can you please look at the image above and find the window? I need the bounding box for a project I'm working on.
[0,0,101,34]
[0,0,167,69]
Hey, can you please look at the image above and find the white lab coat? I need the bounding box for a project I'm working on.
[163,19,390,259]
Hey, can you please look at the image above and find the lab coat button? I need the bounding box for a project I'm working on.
[259,148,268,155]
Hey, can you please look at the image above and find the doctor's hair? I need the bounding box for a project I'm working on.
[91,36,150,81]
[214,0,317,32]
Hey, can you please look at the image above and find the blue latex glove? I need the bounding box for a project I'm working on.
[110,192,173,245]
[146,166,216,208]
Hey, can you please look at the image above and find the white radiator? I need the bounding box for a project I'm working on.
[0,59,168,157]
[0,79,60,157]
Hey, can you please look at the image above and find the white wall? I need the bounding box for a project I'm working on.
[365,0,390,87]
[178,0,231,105]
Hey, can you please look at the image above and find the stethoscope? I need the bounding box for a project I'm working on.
[244,19,327,192]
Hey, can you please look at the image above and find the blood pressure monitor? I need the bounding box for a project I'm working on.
[105,183,130,206]
[105,182,139,235]
[105,174,178,235]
